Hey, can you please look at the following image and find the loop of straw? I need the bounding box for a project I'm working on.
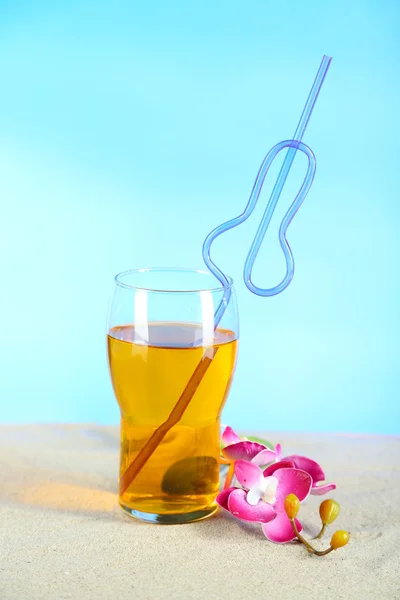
[203,139,316,325]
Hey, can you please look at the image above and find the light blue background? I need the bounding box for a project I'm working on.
[1,1,398,434]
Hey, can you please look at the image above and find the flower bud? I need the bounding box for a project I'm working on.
[330,530,350,549]
[319,499,340,525]
[284,494,300,519]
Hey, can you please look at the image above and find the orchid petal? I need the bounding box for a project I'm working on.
[223,441,266,462]
[216,487,236,510]
[251,449,277,466]
[274,443,282,460]
[263,460,296,477]
[222,426,241,446]
[263,476,279,504]
[234,460,264,490]
[310,482,337,496]
[246,487,264,505]
[262,513,303,543]
[227,489,276,523]
[273,468,312,510]
[283,455,325,484]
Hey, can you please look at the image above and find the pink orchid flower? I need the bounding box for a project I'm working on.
[221,426,280,464]
[217,460,312,543]
[265,454,336,496]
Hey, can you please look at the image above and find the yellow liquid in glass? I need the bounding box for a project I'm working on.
[108,323,238,519]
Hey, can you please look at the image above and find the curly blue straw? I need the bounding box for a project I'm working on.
[202,55,332,324]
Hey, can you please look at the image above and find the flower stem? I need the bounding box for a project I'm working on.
[224,462,235,490]
[313,523,327,540]
[290,519,334,557]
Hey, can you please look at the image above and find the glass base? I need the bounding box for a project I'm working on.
[120,502,218,524]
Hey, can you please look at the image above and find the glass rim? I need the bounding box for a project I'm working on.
[114,267,234,293]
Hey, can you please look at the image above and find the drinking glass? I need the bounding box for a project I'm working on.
[107,267,239,524]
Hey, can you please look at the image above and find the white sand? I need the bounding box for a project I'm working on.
[0,424,399,599]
